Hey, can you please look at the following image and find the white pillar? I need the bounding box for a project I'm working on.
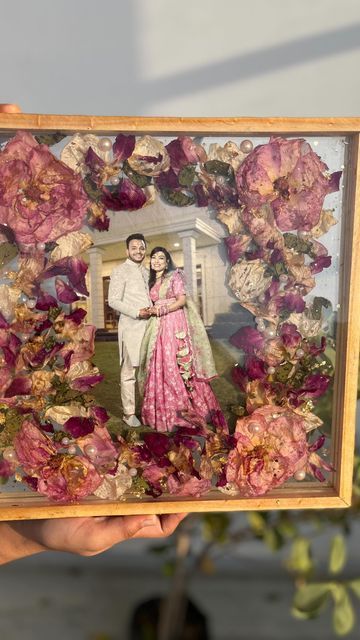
[88,247,105,328]
[178,230,199,304]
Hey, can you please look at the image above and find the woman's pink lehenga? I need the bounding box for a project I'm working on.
[139,270,227,433]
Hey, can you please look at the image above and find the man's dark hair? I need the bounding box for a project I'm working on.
[126,233,147,248]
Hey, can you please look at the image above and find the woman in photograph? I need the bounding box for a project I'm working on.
[139,247,227,432]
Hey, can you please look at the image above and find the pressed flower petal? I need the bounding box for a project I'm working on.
[113,134,136,160]
[55,278,80,303]
[64,416,95,438]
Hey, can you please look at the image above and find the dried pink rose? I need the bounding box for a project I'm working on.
[113,134,136,161]
[225,234,252,264]
[0,132,90,244]
[37,454,102,501]
[102,178,147,211]
[226,405,308,496]
[230,326,265,354]
[167,474,211,497]
[236,137,341,231]
[78,425,117,470]
[166,136,206,172]
[14,420,56,474]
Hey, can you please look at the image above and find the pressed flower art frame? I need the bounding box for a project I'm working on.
[0,114,359,521]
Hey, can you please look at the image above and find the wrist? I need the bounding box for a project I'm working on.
[0,522,46,565]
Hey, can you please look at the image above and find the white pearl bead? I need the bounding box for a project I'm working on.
[267,366,276,375]
[68,444,77,455]
[84,444,97,458]
[294,469,306,481]
[98,137,112,151]
[255,316,264,324]
[296,348,305,358]
[61,437,70,446]
[3,447,17,462]
[19,293,27,303]
[37,242,46,251]
[26,298,37,309]
[265,328,276,338]
[248,422,261,434]
[129,468,138,477]
[279,274,288,283]
[110,175,120,186]
[298,230,309,239]
[258,294,266,303]
[240,139,253,154]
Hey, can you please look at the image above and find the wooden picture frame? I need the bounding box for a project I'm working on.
[0,114,359,520]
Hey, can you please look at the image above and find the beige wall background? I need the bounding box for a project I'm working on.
[1,0,359,117]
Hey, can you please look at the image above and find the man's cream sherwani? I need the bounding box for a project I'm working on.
[108,259,151,367]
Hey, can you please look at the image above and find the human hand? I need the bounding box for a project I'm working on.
[138,307,151,319]
[0,513,187,564]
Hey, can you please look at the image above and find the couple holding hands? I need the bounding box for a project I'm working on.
[108,234,224,432]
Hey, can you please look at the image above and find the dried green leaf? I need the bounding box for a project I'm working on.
[284,232,313,255]
[329,534,347,575]
[160,188,195,207]
[83,176,103,202]
[275,361,293,383]
[0,242,18,267]
[35,132,66,146]
[122,160,152,187]
[204,160,234,179]
[178,165,196,187]
[311,296,331,320]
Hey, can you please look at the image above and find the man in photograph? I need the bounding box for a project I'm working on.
[108,233,151,427]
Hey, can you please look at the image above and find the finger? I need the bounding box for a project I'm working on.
[0,104,21,113]
[132,513,188,539]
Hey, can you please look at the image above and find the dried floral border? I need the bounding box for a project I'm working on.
[0,120,356,515]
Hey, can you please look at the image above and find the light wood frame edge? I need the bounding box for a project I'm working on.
[0,115,358,519]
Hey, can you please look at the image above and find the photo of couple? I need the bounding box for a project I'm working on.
[108,233,227,433]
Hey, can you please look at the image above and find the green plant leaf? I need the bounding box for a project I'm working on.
[202,513,230,543]
[329,534,347,575]
[292,583,332,619]
[286,537,313,575]
[247,511,267,535]
[348,578,360,599]
[331,585,355,636]
[263,526,284,551]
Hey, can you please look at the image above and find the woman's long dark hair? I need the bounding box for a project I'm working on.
[148,246,176,290]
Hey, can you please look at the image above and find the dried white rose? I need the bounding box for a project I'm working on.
[287,311,322,338]
[94,463,133,500]
[128,136,170,176]
[61,133,109,175]
[50,231,93,261]
[0,284,21,321]
[228,259,272,303]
